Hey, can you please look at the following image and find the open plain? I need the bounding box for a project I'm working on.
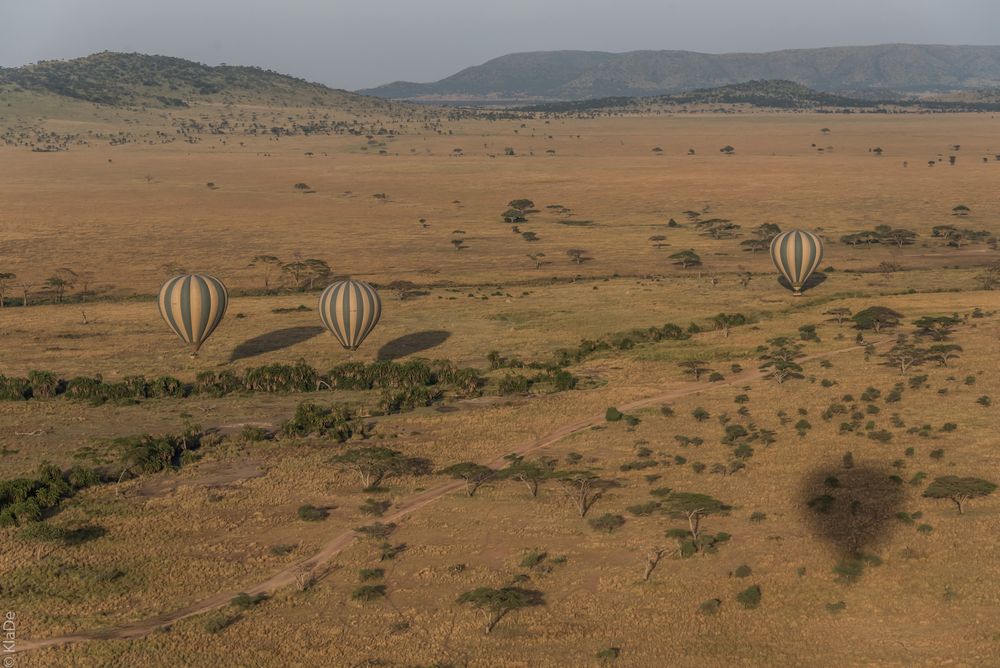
[2,94,1000,666]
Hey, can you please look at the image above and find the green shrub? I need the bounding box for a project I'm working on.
[282,402,359,440]
[351,584,387,602]
[588,513,625,533]
[605,407,623,422]
[626,501,660,516]
[498,373,531,395]
[833,558,865,583]
[359,498,392,517]
[735,585,762,609]
[519,550,547,569]
[296,505,328,522]
[239,425,270,442]
[230,592,267,609]
[595,647,621,662]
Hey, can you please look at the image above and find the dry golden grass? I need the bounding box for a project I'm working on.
[2,108,1000,667]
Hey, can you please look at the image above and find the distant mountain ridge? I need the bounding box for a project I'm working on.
[518,79,1000,113]
[360,44,1000,102]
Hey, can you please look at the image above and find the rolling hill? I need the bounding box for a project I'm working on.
[360,44,1000,102]
[0,51,394,110]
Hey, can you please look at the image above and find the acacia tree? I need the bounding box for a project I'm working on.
[649,235,667,249]
[879,228,918,248]
[456,586,545,634]
[670,250,701,269]
[301,259,332,290]
[552,471,617,517]
[498,454,556,497]
[526,252,546,269]
[281,260,307,288]
[923,476,996,514]
[926,344,962,366]
[678,360,712,381]
[45,275,69,302]
[852,306,902,334]
[740,238,770,253]
[330,447,432,490]
[758,337,805,383]
[0,272,14,308]
[824,307,852,326]
[883,335,926,373]
[913,315,960,341]
[975,261,1000,290]
[438,462,494,497]
[712,313,748,338]
[45,268,77,303]
[659,491,731,551]
[17,281,33,307]
[249,255,282,290]
[566,249,589,264]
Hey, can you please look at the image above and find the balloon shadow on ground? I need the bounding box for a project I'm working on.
[778,272,827,294]
[799,464,906,556]
[230,326,326,362]
[377,330,451,361]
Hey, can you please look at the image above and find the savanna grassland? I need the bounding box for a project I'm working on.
[2,87,1000,667]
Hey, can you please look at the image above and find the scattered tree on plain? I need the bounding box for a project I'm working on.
[922,476,996,514]
[438,462,494,497]
[456,586,545,634]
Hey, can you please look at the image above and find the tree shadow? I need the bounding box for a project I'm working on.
[230,326,326,362]
[778,271,827,294]
[377,330,451,361]
[799,464,906,556]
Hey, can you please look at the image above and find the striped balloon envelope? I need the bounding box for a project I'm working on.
[769,229,824,295]
[318,279,382,351]
[157,274,229,355]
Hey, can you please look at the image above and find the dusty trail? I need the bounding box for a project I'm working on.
[16,341,879,654]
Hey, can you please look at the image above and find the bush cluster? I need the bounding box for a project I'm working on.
[0,358,485,405]
[0,462,100,527]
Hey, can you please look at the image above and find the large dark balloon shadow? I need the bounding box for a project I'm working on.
[778,271,827,294]
[799,465,906,556]
[377,330,451,361]
[230,326,326,362]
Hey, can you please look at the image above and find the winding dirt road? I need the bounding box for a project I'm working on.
[17,341,879,654]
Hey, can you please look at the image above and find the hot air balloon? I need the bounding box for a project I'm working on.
[770,229,824,296]
[158,274,228,356]
[318,279,382,350]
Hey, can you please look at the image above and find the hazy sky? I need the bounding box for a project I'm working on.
[2,0,998,90]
